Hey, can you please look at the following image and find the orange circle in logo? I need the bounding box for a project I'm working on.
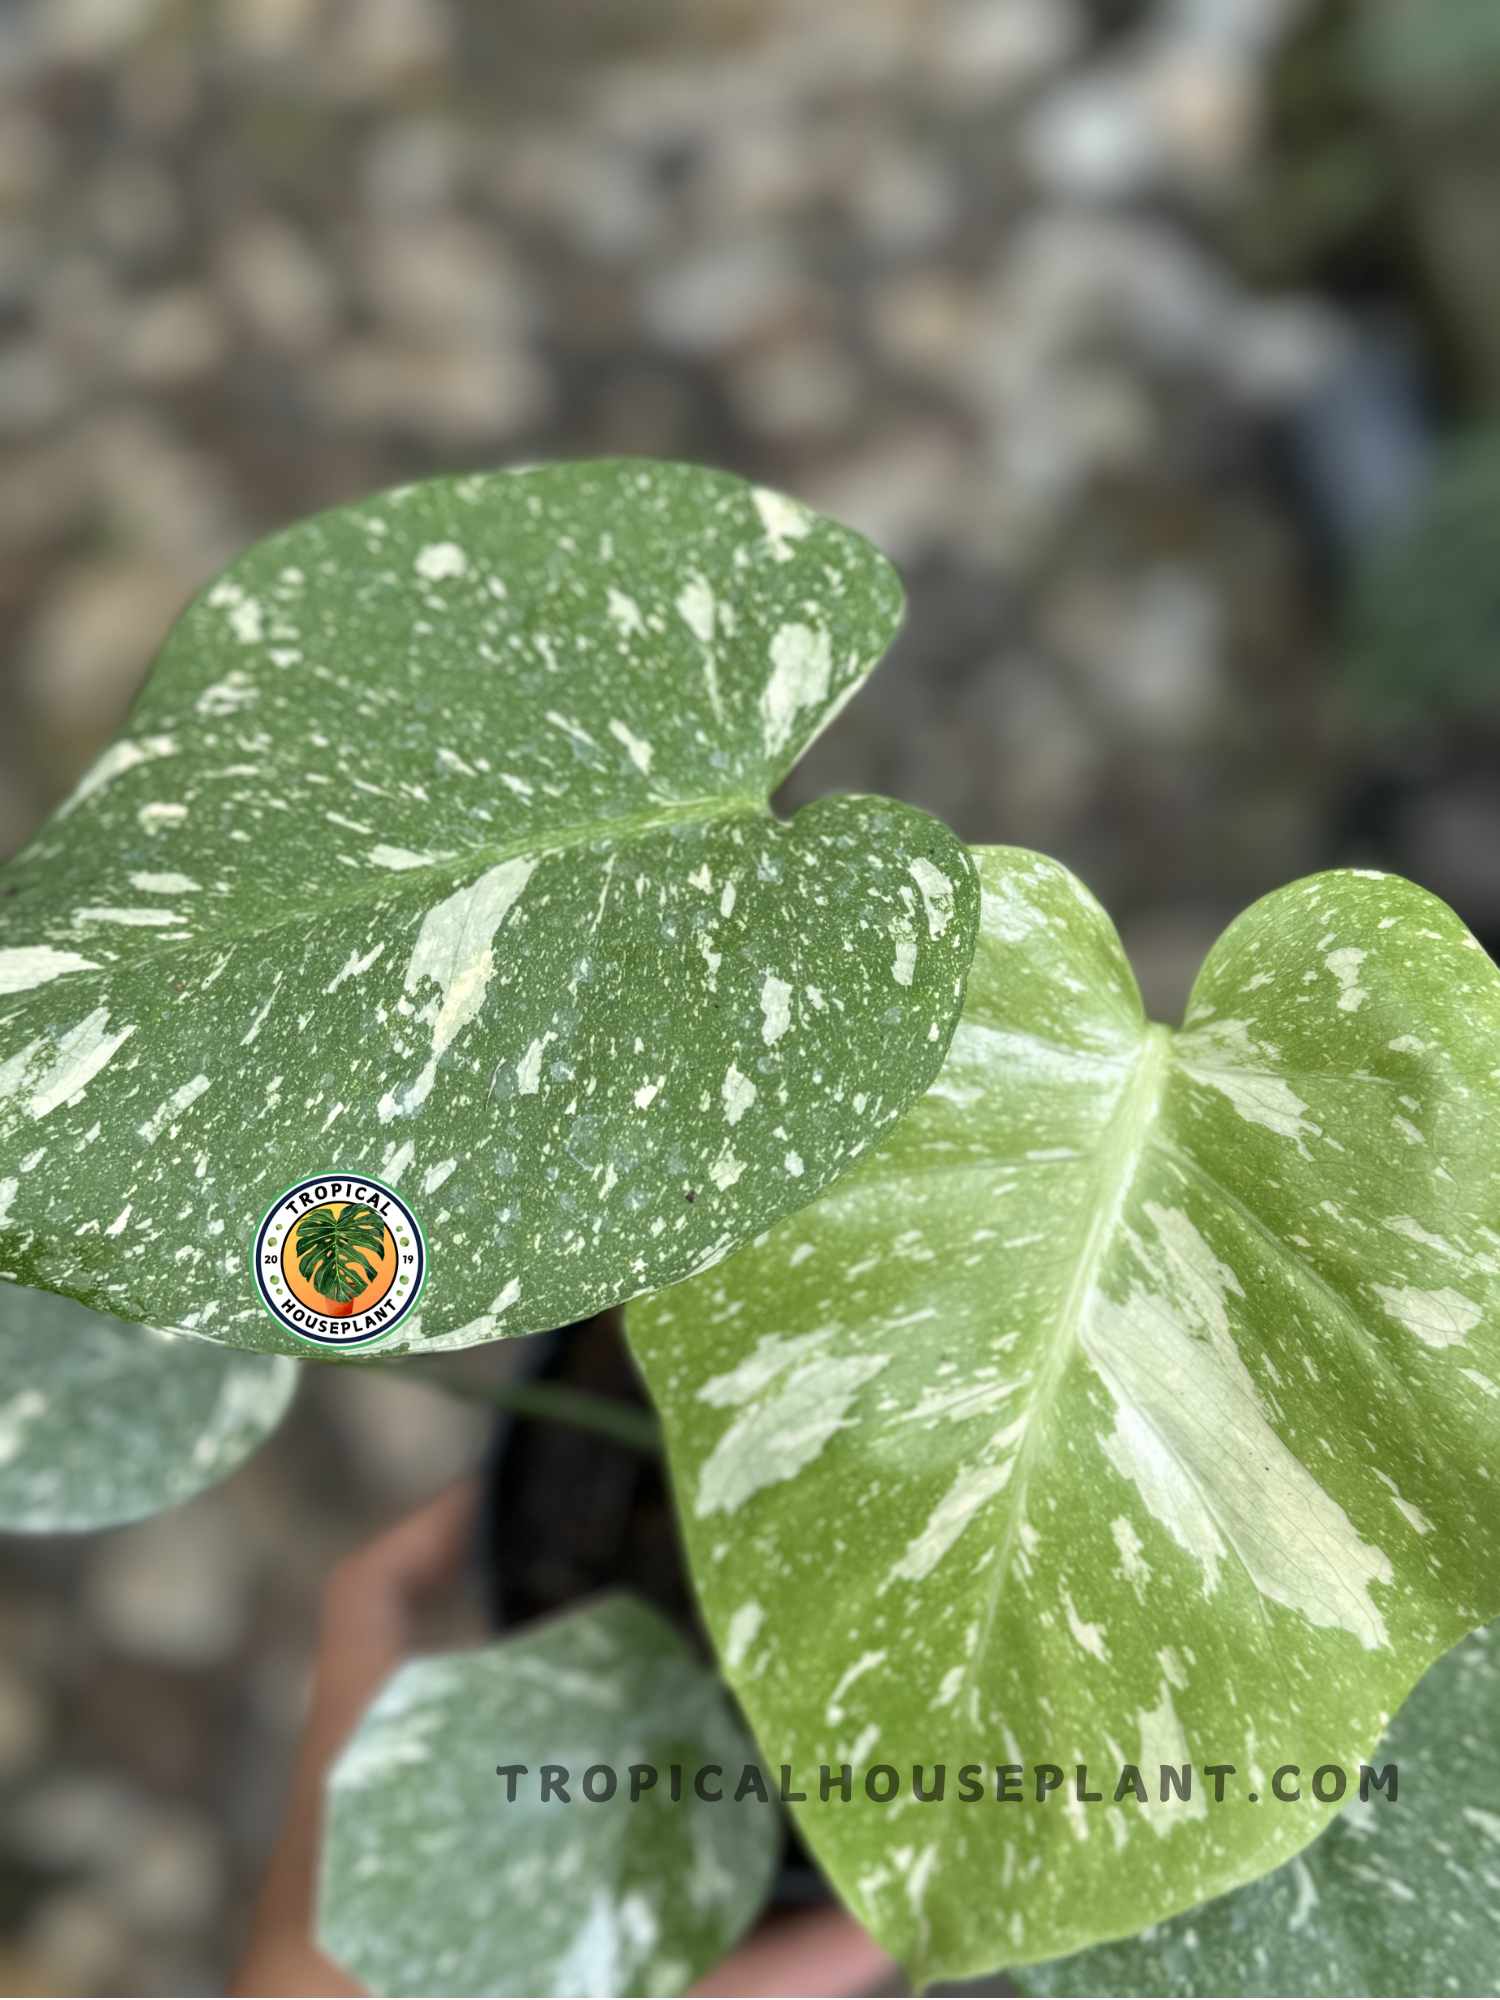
[282,1203,400,1319]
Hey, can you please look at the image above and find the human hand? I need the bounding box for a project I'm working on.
[231,1479,896,1998]
[687,1903,898,1997]
[231,1479,480,1998]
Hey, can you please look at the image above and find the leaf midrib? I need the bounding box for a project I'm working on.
[23,791,767,973]
[957,1021,1173,1738]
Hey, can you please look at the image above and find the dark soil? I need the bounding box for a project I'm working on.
[485,1309,704,1644]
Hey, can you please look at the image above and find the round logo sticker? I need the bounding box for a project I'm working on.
[253,1175,426,1349]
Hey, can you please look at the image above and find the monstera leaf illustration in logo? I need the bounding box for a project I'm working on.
[294,1203,388,1311]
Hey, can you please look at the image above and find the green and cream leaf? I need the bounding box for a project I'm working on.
[629,847,1500,1983]
[0,1280,296,1530]
[1018,1611,1500,1996]
[318,1592,780,1998]
[0,462,977,1353]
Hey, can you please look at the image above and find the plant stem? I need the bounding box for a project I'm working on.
[385,1365,664,1456]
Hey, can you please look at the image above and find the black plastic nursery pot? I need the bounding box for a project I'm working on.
[480,1309,832,1911]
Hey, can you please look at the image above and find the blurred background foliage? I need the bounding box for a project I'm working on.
[0,0,1498,1991]
[1348,428,1500,721]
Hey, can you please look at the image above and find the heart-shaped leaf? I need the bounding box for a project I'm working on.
[318,1592,780,1998]
[1017,1610,1500,1997]
[0,1280,296,1530]
[0,461,977,1353]
[629,847,1500,1985]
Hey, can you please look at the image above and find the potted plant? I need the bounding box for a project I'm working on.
[2,459,1498,1997]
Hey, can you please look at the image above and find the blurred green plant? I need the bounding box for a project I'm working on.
[1357,0,1500,116]
[1225,0,1398,285]
[1347,427,1500,718]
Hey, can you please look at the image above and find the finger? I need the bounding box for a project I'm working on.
[227,1930,367,1998]
[323,1476,479,1627]
[232,1484,483,1999]
[688,1905,898,1999]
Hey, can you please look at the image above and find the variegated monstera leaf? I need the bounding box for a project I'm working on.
[0,462,976,1353]
[1017,1609,1500,1996]
[629,847,1500,1985]
[319,1593,779,1998]
[0,1280,296,1530]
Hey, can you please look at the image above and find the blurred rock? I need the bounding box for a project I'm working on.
[638,238,812,357]
[843,142,956,254]
[120,285,229,386]
[248,1643,312,1738]
[85,408,243,566]
[805,425,977,565]
[361,117,464,216]
[0,14,42,90]
[701,117,812,232]
[11,1774,139,1871]
[950,658,1100,844]
[217,213,342,354]
[981,655,1102,844]
[0,104,57,211]
[0,1587,70,1683]
[106,1805,223,1935]
[361,217,533,345]
[1022,70,1164,200]
[727,337,862,441]
[1046,565,1227,745]
[1022,0,1311,200]
[930,0,1082,105]
[85,1501,250,1668]
[32,258,126,390]
[0,1946,65,1997]
[18,558,196,749]
[869,271,981,384]
[0,343,69,435]
[134,1944,224,1998]
[0,1660,49,1780]
[319,335,549,445]
[90,156,182,263]
[1143,45,1260,183]
[25,1885,133,1995]
[114,39,200,140]
[491,130,662,262]
[218,0,324,62]
[0,760,42,864]
[588,360,696,457]
[41,0,164,65]
[1223,296,1346,409]
[324,0,454,99]
[0,437,88,552]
